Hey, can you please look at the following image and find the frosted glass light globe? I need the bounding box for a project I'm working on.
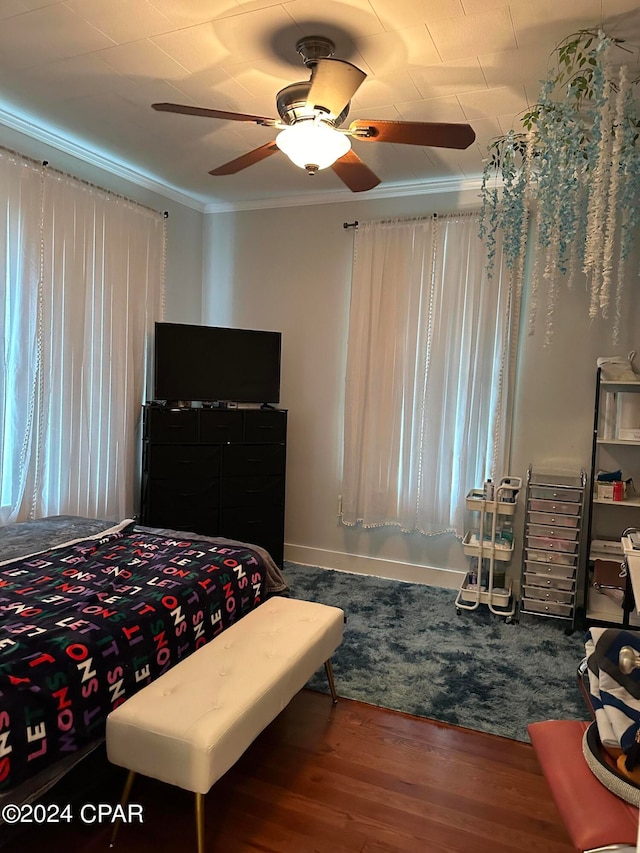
[276,121,351,172]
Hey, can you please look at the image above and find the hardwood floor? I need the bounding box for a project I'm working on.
[1,689,574,853]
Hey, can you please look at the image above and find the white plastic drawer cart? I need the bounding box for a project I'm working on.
[455,479,520,620]
[520,465,587,631]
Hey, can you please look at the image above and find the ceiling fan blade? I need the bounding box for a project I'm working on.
[306,59,367,118]
[209,142,280,176]
[331,149,380,193]
[349,119,476,150]
[152,102,277,126]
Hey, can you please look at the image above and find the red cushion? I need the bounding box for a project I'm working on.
[528,720,638,852]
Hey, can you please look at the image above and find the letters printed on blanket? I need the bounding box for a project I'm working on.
[0,520,269,791]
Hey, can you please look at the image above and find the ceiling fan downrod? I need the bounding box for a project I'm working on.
[295,36,336,67]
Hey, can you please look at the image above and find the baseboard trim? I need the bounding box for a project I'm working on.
[283,543,465,590]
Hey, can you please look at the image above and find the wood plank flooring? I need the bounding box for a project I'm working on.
[1,689,575,853]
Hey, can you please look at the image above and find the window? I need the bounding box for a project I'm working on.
[0,150,165,524]
[341,213,517,537]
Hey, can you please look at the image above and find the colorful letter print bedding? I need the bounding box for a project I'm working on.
[0,519,285,791]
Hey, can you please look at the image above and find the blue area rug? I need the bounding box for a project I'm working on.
[284,562,589,742]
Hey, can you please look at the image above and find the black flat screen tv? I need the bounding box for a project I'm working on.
[153,322,281,404]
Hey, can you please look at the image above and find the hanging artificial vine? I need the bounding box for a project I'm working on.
[479,30,640,343]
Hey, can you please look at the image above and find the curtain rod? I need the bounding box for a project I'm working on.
[343,210,479,230]
[41,160,169,219]
[0,144,168,219]
[343,215,438,230]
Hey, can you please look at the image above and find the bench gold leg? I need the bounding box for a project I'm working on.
[109,769,136,847]
[324,659,338,704]
[195,792,205,853]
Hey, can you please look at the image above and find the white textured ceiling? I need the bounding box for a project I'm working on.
[0,0,638,208]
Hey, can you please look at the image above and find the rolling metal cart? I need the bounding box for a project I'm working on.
[456,481,519,620]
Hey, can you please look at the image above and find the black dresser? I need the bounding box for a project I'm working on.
[140,405,287,566]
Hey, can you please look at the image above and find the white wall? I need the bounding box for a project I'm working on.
[203,191,640,588]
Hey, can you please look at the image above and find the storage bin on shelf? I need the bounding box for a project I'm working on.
[465,489,517,515]
[456,479,521,620]
[462,530,514,559]
[458,578,512,607]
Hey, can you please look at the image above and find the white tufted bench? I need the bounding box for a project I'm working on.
[106,596,344,852]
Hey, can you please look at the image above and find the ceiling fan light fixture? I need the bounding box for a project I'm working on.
[275,121,351,173]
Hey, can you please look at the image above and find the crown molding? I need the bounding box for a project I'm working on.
[0,102,484,215]
[203,174,485,214]
[0,103,207,213]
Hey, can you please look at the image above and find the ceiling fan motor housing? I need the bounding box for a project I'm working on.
[276,82,349,127]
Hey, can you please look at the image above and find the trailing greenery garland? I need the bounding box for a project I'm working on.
[480,30,640,343]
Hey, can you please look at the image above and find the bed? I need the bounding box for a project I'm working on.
[0,515,288,810]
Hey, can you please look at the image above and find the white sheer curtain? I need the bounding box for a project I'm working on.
[0,151,43,525]
[341,213,517,537]
[1,153,165,524]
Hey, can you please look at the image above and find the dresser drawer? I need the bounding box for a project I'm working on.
[525,560,576,582]
[524,570,575,591]
[147,444,220,483]
[145,408,199,443]
[221,475,285,508]
[146,478,220,510]
[529,498,580,515]
[222,443,285,476]
[524,584,574,604]
[526,549,576,567]
[243,409,287,442]
[528,511,579,528]
[143,508,220,537]
[144,481,220,535]
[529,486,582,503]
[522,598,573,617]
[199,409,243,442]
[527,523,579,541]
[220,505,284,554]
[527,536,577,553]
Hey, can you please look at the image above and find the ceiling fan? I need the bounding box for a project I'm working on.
[152,36,476,193]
